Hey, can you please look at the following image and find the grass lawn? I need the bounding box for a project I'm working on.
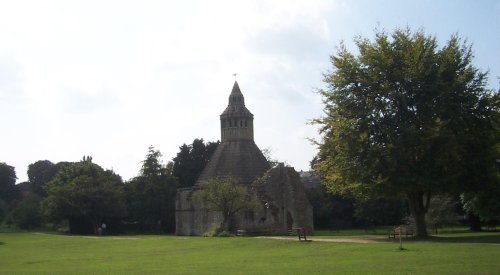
[0,231,499,274]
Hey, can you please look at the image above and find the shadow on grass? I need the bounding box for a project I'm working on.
[314,227,393,237]
[0,241,5,245]
[424,234,500,244]
[389,233,500,244]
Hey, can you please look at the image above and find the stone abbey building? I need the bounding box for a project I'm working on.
[175,82,313,235]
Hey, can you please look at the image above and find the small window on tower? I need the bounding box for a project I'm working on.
[244,120,248,127]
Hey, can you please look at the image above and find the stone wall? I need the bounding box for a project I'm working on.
[175,164,314,236]
[175,187,223,235]
[253,163,314,234]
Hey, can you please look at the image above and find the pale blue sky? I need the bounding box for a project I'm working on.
[1,0,498,183]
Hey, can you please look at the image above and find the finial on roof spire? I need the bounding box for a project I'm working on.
[231,81,242,96]
[233,73,238,81]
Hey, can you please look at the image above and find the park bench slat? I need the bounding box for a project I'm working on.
[388,225,414,239]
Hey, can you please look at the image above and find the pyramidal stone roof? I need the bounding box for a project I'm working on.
[221,81,253,117]
[196,82,270,185]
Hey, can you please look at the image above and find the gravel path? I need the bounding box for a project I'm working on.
[255,236,380,243]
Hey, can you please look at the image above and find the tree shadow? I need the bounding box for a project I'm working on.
[424,234,500,244]
[395,233,500,244]
[384,231,500,244]
[0,241,5,245]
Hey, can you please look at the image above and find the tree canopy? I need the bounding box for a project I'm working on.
[461,191,500,223]
[314,28,499,236]
[27,160,59,196]
[125,146,177,233]
[173,138,219,187]
[0,162,18,202]
[194,176,258,233]
[42,158,126,234]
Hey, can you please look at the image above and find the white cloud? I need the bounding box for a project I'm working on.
[1,0,335,182]
[1,0,498,183]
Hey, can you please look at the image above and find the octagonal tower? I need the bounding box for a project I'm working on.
[196,81,270,185]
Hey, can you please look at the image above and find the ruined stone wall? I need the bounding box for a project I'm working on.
[175,187,223,235]
[253,164,314,234]
[176,165,314,236]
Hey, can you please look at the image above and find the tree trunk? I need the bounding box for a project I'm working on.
[407,191,429,237]
[220,215,229,232]
[468,212,482,232]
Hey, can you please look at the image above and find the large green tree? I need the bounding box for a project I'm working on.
[42,158,126,234]
[0,163,18,226]
[459,86,500,230]
[125,146,177,233]
[0,162,18,202]
[314,28,499,236]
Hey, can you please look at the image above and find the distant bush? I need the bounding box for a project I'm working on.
[203,224,233,237]
[217,231,233,237]
[0,199,7,223]
[11,195,44,230]
[426,196,461,234]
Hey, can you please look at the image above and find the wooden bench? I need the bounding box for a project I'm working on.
[388,225,414,239]
[292,227,311,242]
[236,230,247,236]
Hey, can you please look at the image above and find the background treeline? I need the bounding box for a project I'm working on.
[1,142,494,235]
[302,172,468,233]
[0,139,218,234]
